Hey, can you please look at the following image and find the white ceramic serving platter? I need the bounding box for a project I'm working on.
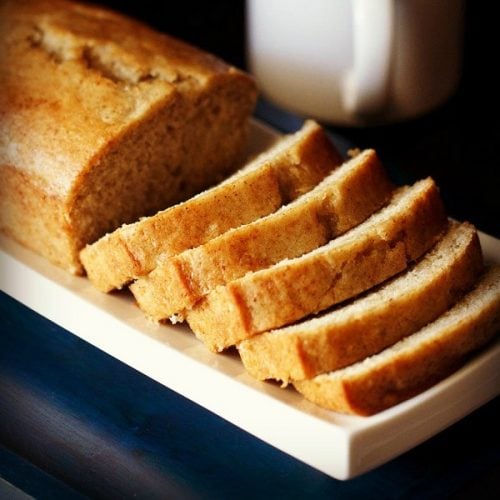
[1,120,499,480]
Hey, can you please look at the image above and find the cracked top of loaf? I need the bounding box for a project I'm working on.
[0,0,253,196]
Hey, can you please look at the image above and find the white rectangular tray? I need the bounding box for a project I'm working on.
[1,120,499,480]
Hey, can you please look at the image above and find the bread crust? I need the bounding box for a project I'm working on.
[238,222,483,382]
[294,267,500,415]
[82,121,341,291]
[131,149,393,320]
[187,178,448,352]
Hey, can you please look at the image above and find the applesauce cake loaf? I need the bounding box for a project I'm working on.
[187,178,447,352]
[294,266,500,415]
[0,0,257,273]
[238,222,483,383]
[131,149,393,321]
[81,120,342,291]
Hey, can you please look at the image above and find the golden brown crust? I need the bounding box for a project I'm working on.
[186,179,447,352]
[0,164,79,272]
[130,149,393,321]
[238,222,483,382]
[0,0,257,272]
[294,267,500,415]
[83,121,341,291]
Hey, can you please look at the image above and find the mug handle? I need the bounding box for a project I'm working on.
[342,0,394,115]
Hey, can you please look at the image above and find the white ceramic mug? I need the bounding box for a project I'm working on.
[246,0,465,125]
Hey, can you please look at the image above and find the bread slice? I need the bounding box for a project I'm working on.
[294,266,500,415]
[0,0,257,273]
[187,178,447,352]
[131,149,393,321]
[80,120,342,291]
[238,222,483,383]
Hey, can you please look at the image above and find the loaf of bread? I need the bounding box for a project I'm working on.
[130,149,393,321]
[238,222,483,383]
[1,2,496,419]
[187,178,447,352]
[0,0,257,273]
[294,266,500,415]
[81,120,341,291]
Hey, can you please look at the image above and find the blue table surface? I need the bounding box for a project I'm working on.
[1,288,499,500]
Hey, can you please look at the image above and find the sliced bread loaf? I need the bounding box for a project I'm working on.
[187,178,447,352]
[238,222,483,383]
[131,149,393,321]
[294,266,500,415]
[81,120,342,291]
